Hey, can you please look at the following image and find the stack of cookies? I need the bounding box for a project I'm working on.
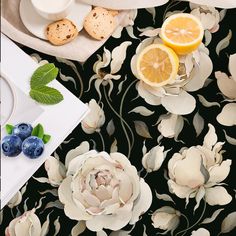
[46,7,118,46]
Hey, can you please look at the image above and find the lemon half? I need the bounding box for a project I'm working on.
[136,44,179,87]
[161,13,204,55]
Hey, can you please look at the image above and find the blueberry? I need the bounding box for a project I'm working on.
[1,135,22,157]
[12,123,33,141]
[22,136,44,159]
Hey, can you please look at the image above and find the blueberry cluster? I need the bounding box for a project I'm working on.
[1,123,44,159]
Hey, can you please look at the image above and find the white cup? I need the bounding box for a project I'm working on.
[31,0,75,21]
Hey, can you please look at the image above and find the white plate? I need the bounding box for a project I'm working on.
[19,0,92,40]
[0,77,16,126]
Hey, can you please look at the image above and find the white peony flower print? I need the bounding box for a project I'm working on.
[190,3,220,33]
[215,71,236,100]
[81,99,105,134]
[87,41,131,100]
[191,228,210,236]
[44,156,66,187]
[5,209,42,236]
[142,145,166,172]
[64,141,90,168]
[167,124,232,208]
[215,54,236,100]
[88,47,121,87]
[131,38,212,115]
[58,150,152,232]
[120,9,137,27]
[229,54,236,82]
[152,206,180,234]
[217,103,236,126]
[45,141,90,186]
[216,54,236,126]
[7,191,22,209]
[112,9,138,39]
[157,113,184,139]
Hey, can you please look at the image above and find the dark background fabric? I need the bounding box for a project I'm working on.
[1,2,236,235]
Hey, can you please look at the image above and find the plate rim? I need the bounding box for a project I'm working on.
[1,76,17,126]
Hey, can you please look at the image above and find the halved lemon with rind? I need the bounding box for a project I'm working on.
[161,13,204,55]
[136,44,179,87]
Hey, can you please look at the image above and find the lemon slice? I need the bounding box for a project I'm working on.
[136,44,179,87]
[161,13,204,55]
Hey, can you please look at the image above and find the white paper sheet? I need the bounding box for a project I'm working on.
[1,34,89,208]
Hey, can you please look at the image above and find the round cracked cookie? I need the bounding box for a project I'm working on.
[84,7,116,40]
[46,19,78,46]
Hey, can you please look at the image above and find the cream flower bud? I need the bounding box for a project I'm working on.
[142,146,165,172]
[5,209,42,236]
[45,156,66,187]
[152,206,180,232]
[81,99,105,134]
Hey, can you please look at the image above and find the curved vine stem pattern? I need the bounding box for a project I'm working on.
[56,57,84,98]
[89,139,97,150]
[217,230,222,236]
[119,79,137,150]
[71,66,84,99]
[103,85,135,159]
[163,0,182,21]
[175,200,206,236]
[179,213,190,236]
[98,132,105,151]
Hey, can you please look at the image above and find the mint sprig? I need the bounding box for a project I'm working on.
[31,63,59,89]
[29,63,63,105]
[6,124,14,134]
[30,86,63,105]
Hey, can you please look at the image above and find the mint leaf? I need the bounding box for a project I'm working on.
[32,124,44,139]
[29,63,63,105]
[30,63,59,89]
[30,86,63,105]
[6,124,14,134]
[43,134,51,144]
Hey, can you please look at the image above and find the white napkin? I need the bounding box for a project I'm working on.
[1,0,130,62]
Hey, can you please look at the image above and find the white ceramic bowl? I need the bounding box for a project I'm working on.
[31,0,74,21]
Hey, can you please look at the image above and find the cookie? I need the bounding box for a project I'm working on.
[84,7,116,40]
[107,9,119,17]
[46,19,78,46]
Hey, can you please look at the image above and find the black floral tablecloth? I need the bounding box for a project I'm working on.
[1,2,236,236]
